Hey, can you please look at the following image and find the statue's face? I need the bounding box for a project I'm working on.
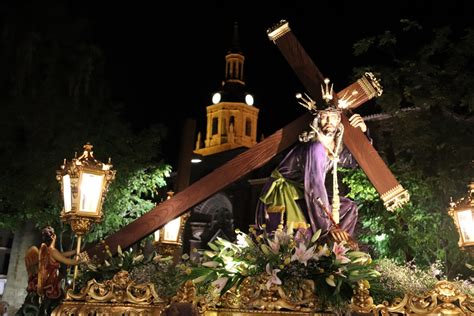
[318,110,341,137]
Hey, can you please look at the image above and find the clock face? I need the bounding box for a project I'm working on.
[245,94,254,106]
[212,92,221,104]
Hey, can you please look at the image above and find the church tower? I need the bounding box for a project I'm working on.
[194,22,259,156]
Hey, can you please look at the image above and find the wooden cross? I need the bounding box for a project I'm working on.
[84,21,409,261]
[267,20,409,211]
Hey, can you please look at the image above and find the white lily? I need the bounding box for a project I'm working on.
[211,277,229,292]
[326,274,336,287]
[313,243,330,260]
[132,254,144,264]
[202,261,220,268]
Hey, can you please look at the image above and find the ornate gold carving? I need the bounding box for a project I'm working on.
[156,242,181,257]
[172,280,208,315]
[350,280,376,314]
[357,72,383,99]
[77,250,90,263]
[204,308,332,315]
[69,217,94,235]
[267,20,291,43]
[359,280,474,314]
[52,300,166,315]
[218,274,319,312]
[65,270,166,305]
[381,184,410,211]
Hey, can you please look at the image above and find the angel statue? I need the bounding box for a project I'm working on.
[16,226,86,316]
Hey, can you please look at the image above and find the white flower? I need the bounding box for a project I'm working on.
[211,277,229,292]
[153,254,162,263]
[326,274,336,287]
[265,263,282,290]
[334,268,347,278]
[132,254,144,264]
[313,244,330,260]
[236,233,248,247]
[202,261,220,268]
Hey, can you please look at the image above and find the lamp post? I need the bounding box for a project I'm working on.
[153,191,188,257]
[56,143,116,288]
[448,181,474,253]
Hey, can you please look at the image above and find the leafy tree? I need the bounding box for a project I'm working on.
[343,20,473,278]
[0,2,171,247]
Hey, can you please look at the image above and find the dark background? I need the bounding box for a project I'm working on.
[4,1,474,168]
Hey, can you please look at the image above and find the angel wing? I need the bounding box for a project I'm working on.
[37,243,49,297]
[24,246,39,278]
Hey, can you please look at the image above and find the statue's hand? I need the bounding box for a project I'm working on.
[349,114,367,133]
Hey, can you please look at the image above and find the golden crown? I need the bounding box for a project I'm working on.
[296,78,341,112]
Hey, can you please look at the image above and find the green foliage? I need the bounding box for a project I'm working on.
[343,19,474,279]
[352,20,474,115]
[342,167,472,278]
[370,258,474,303]
[86,163,171,243]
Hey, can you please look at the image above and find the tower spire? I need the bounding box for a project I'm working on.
[225,21,245,84]
[230,21,241,53]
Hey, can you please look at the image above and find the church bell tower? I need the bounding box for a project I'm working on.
[194,22,259,156]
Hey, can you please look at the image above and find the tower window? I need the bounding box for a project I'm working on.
[229,116,235,127]
[245,119,251,136]
[212,117,218,135]
[222,119,227,136]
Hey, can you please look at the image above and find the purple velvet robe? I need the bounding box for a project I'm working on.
[256,140,358,236]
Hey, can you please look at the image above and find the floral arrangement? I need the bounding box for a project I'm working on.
[76,245,184,297]
[71,232,473,312]
[186,226,380,309]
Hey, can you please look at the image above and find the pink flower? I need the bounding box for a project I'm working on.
[291,243,316,266]
[294,227,313,244]
[332,242,351,264]
[265,263,282,290]
[267,237,280,254]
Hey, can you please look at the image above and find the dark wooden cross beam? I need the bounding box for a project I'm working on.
[84,22,408,261]
[85,113,312,260]
[267,20,409,211]
[84,71,389,261]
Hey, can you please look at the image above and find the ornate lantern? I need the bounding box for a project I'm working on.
[56,143,116,286]
[448,181,474,252]
[153,191,188,256]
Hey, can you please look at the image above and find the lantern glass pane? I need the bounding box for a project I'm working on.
[456,209,474,242]
[79,172,104,214]
[63,175,72,213]
[163,217,181,242]
[154,230,160,242]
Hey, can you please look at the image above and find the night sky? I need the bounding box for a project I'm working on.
[6,1,474,168]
